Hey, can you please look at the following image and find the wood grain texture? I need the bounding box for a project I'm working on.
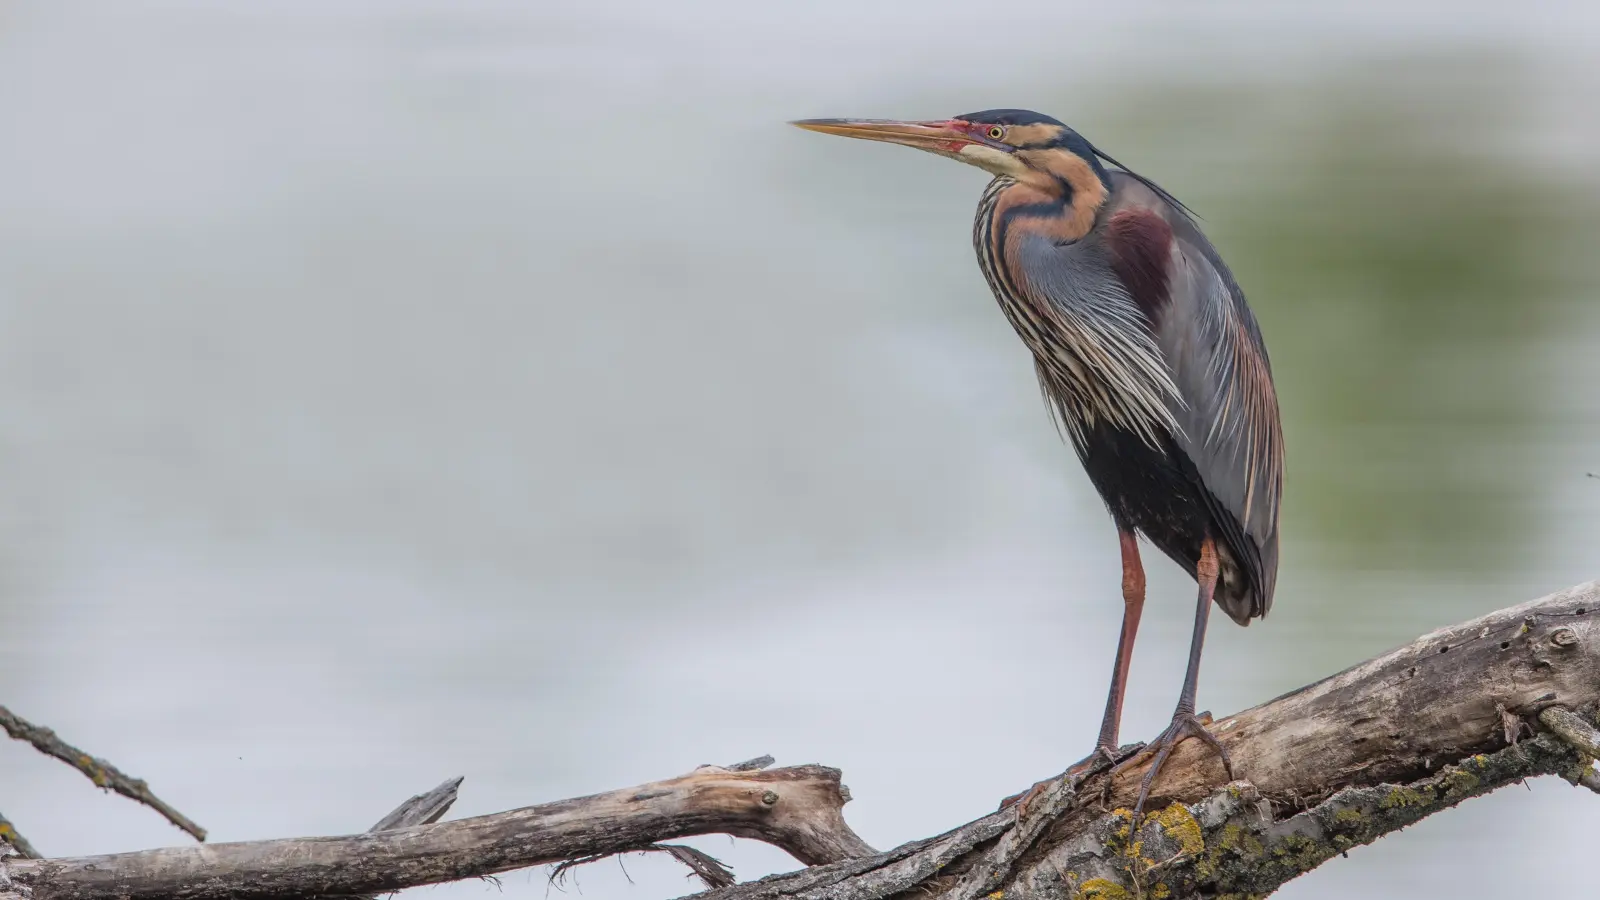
[345,777,464,900]
[1083,579,1598,815]
[3,763,872,900]
[3,582,1596,900]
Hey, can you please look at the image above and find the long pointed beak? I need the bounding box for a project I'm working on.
[790,118,977,152]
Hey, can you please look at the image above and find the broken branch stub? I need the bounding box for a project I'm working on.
[3,761,872,900]
[2,580,1596,900]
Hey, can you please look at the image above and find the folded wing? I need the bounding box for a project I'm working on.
[1105,173,1284,620]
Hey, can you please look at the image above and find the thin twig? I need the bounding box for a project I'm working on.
[650,844,735,889]
[0,705,206,842]
[0,813,40,860]
[549,850,607,891]
[552,844,734,891]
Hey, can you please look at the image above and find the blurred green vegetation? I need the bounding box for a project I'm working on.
[1083,52,1599,580]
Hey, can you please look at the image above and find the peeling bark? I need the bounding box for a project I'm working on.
[3,581,1597,900]
[1,762,871,900]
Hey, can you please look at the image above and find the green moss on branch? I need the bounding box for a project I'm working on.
[1004,726,1594,900]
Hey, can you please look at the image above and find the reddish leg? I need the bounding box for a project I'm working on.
[1004,529,1146,814]
[1118,534,1236,817]
[1096,529,1147,752]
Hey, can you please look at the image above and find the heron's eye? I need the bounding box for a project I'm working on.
[986,126,1006,141]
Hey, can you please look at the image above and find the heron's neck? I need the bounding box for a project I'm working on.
[977,169,1106,269]
[998,152,1113,245]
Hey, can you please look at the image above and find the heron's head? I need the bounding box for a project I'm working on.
[791,109,1111,193]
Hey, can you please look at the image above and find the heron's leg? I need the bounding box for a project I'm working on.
[1000,530,1147,815]
[1119,534,1236,817]
[1095,529,1146,752]
[1173,534,1218,719]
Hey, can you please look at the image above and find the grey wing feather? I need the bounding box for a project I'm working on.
[1155,211,1284,619]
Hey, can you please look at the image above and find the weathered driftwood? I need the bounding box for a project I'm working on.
[0,760,873,900]
[2,581,1596,900]
[347,777,464,900]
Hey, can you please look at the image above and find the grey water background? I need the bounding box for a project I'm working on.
[2,1,1598,897]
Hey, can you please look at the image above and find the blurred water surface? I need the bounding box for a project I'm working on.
[1,3,1598,899]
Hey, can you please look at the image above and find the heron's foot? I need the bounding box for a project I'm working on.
[1117,710,1234,818]
[998,744,1128,816]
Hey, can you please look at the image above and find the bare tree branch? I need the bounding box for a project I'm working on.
[336,777,464,900]
[542,757,785,891]
[367,777,462,833]
[1,760,872,900]
[0,814,40,860]
[1539,706,1600,759]
[690,723,1596,900]
[1,580,1595,900]
[1539,706,1600,794]
[0,706,205,842]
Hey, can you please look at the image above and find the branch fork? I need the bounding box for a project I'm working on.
[3,580,1597,900]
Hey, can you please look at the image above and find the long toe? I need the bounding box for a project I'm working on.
[999,744,1125,814]
[1187,711,1235,781]
[1118,713,1234,817]
[1002,778,1054,817]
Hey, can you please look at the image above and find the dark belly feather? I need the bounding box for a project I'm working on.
[1073,420,1261,626]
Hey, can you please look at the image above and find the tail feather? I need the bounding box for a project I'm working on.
[1213,540,1268,627]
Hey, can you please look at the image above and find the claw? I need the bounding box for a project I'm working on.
[1003,778,1054,818]
[1114,712,1234,818]
[999,744,1128,816]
